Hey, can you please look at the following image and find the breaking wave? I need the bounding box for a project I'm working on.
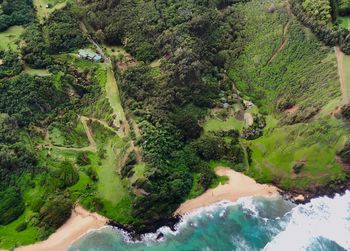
[69,191,350,251]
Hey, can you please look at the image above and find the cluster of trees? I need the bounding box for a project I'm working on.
[0,113,36,226]
[19,8,87,68]
[338,0,350,15]
[21,24,52,68]
[0,0,35,31]
[46,9,87,53]
[80,0,244,63]
[301,0,331,25]
[291,0,350,54]
[0,74,68,126]
[241,115,266,140]
[0,64,99,234]
[81,0,248,223]
[0,50,22,78]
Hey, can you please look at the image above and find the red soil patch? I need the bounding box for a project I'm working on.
[336,156,350,172]
[331,106,342,117]
[285,105,299,114]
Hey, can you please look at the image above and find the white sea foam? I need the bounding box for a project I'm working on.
[264,190,350,251]
[108,197,265,245]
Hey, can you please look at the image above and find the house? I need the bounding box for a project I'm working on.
[78,49,102,62]
[0,59,3,66]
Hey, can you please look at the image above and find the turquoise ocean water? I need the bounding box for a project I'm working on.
[69,191,350,251]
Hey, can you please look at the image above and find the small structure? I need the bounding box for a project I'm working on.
[0,59,3,66]
[243,100,254,108]
[78,49,102,62]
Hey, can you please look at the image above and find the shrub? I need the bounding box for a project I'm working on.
[16,222,27,232]
[341,104,350,120]
[338,141,350,165]
[58,161,79,188]
[0,187,25,225]
[293,162,305,174]
[76,152,91,166]
[39,195,72,230]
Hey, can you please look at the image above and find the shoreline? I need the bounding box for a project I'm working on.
[175,167,280,215]
[16,206,108,251]
[10,166,350,250]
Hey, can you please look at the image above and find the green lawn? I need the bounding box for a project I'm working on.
[33,0,67,22]
[104,45,127,59]
[130,163,146,183]
[203,116,244,133]
[0,26,25,51]
[97,140,128,204]
[338,16,349,29]
[24,65,51,76]
[247,116,349,189]
[0,209,39,249]
[343,54,350,101]
[106,68,126,125]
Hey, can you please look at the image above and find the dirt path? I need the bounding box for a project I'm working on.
[244,112,254,126]
[336,46,349,105]
[80,22,110,64]
[80,116,96,149]
[82,116,119,134]
[106,69,126,129]
[130,117,142,139]
[267,1,291,64]
[80,21,142,165]
[43,116,99,153]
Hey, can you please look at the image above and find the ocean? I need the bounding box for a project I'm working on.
[68,191,350,251]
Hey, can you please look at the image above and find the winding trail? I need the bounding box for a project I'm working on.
[335,46,349,105]
[267,1,291,64]
[80,116,96,150]
[80,21,143,164]
[44,116,122,153]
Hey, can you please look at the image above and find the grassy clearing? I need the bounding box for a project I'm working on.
[97,140,128,203]
[33,0,67,22]
[338,16,349,29]
[0,209,39,249]
[227,0,348,191]
[343,54,350,101]
[130,163,146,183]
[0,26,24,51]
[229,0,339,113]
[104,45,126,58]
[23,65,50,76]
[106,68,125,124]
[203,116,244,133]
[247,116,349,189]
[48,118,90,148]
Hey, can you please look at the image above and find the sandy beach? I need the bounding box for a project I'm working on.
[14,168,279,250]
[175,167,280,215]
[16,206,108,251]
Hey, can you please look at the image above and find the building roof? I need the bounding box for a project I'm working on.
[78,49,101,61]
[0,59,3,65]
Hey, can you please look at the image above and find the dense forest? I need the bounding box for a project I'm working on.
[1,0,350,248]
[78,0,250,222]
[0,0,35,31]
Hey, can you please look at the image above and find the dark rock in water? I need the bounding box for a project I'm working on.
[156,232,164,240]
[279,177,350,205]
[108,215,182,241]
